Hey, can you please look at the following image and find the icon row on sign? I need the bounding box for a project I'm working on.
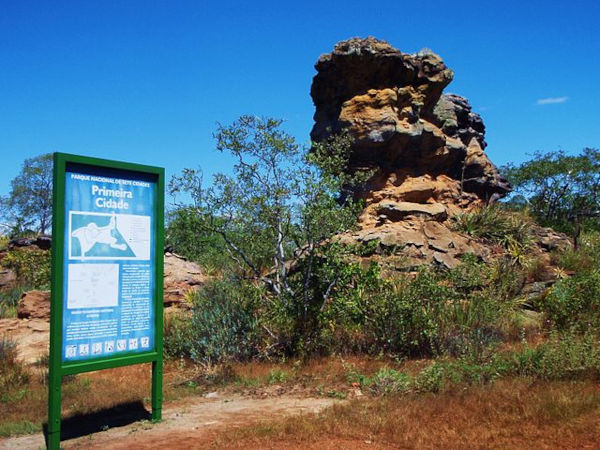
[65,337,150,358]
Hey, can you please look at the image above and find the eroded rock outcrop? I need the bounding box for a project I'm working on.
[311,38,560,270]
[311,37,510,206]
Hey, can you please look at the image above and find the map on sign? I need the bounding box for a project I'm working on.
[67,263,119,309]
[69,212,150,260]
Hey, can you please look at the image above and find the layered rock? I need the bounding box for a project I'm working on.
[17,290,51,319]
[311,37,510,212]
[163,252,205,306]
[310,38,555,270]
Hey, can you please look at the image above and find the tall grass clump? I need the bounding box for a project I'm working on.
[0,336,29,401]
[0,287,25,319]
[453,207,534,262]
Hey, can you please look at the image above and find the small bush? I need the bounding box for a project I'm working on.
[510,332,600,380]
[0,248,50,289]
[351,257,521,360]
[541,269,600,332]
[552,231,600,273]
[164,280,260,365]
[368,368,411,395]
[0,287,25,319]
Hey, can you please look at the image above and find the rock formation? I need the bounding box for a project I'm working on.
[163,252,206,307]
[17,290,51,319]
[311,38,565,270]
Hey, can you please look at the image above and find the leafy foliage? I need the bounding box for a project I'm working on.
[164,280,261,365]
[0,154,53,236]
[0,248,51,290]
[503,148,600,236]
[539,231,600,332]
[165,207,229,273]
[168,117,372,355]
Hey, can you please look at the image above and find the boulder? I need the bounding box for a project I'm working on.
[9,235,52,250]
[163,252,205,306]
[17,290,50,319]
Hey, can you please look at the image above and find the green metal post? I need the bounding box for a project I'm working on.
[152,167,165,422]
[47,370,62,450]
[151,360,163,422]
[48,152,66,450]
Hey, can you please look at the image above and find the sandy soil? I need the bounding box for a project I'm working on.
[0,393,341,450]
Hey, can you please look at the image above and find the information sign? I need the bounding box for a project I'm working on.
[48,153,164,450]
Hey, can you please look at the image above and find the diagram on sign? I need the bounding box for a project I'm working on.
[69,212,151,260]
[67,263,119,309]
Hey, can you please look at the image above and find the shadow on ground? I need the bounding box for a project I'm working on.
[43,401,151,445]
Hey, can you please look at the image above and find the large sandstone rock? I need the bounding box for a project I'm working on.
[163,252,205,306]
[17,290,51,319]
[311,38,515,270]
[311,37,510,209]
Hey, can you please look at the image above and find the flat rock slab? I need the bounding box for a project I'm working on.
[0,318,49,364]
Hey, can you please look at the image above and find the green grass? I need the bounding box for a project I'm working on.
[0,420,40,437]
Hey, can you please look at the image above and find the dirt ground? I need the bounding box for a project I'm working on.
[0,393,341,449]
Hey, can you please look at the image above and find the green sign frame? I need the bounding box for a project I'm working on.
[48,152,164,449]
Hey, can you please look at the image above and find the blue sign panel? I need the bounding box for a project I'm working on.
[62,165,156,362]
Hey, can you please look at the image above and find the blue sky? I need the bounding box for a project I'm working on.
[1,0,599,198]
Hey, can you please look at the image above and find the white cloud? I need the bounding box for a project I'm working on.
[536,96,569,105]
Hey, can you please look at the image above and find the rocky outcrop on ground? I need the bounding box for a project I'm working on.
[312,37,568,270]
[163,252,205,306]
[17,290,51,319]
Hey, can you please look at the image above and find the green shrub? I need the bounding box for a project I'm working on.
[0,287,25,319]
[368,368,411,395]
[510,332,600,380]
[164,279,260,365]
[350,258,520,360]
[541,269,600,332]
[552,231,600,273]
[0,248,50,289]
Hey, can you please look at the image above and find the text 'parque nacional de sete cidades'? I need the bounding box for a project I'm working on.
[70,173,151,210]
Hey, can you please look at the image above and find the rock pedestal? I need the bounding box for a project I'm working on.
[311,38,567,270]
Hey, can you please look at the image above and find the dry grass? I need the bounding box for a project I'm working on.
[0,359,205,436]
[0,355,403,436]
[213,379,600,449]
[3,355,600,448]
